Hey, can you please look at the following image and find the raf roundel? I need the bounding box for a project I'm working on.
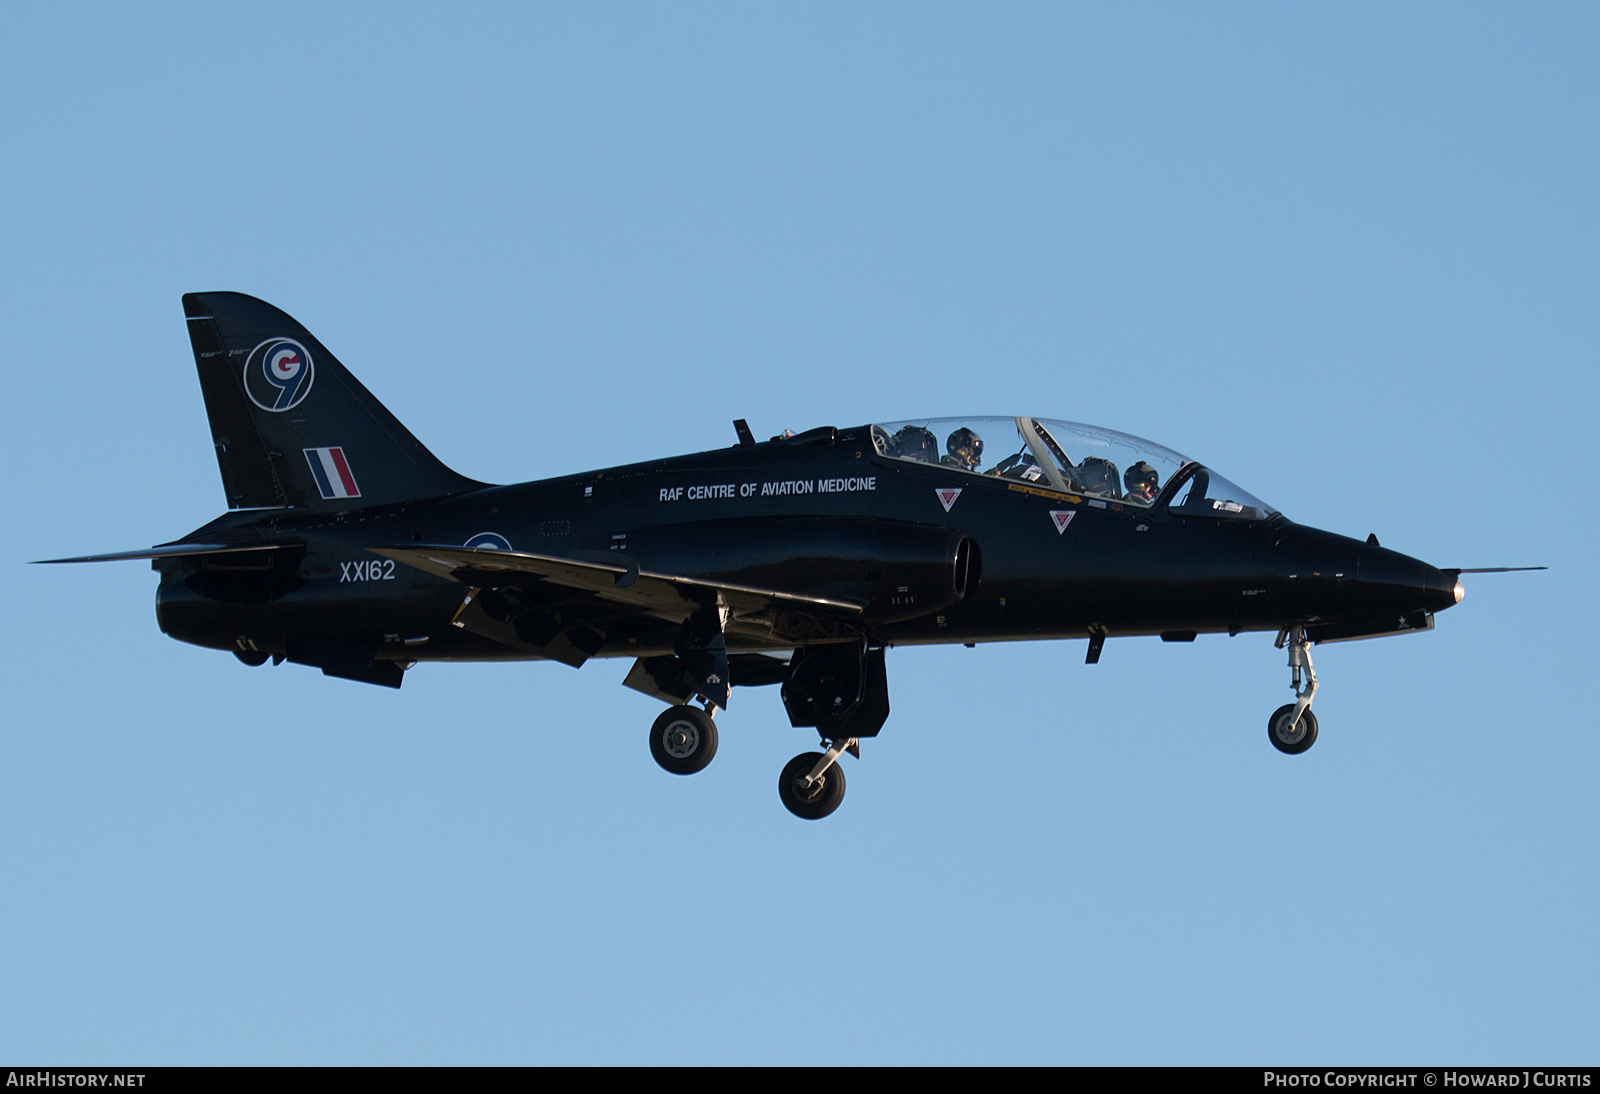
[464,532,513,552]
[243,337,315,412]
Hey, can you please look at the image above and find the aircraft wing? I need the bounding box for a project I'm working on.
[372,544,862,621]
[369,545,864,657]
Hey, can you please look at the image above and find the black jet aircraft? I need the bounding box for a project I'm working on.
[40,293,1539,819]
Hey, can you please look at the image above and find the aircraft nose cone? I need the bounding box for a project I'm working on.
[1454,580,1466,604]
[1273,522,1460,621]
[1357,542,1459,615]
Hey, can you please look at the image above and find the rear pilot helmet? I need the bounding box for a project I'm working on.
[947,427,984,467]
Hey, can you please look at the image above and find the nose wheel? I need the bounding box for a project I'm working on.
[1268,703,1319,753]
[649,705,718,775]
[1269,626,1320,754]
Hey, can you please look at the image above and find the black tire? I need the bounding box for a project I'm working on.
[778,751,847,820]
[649,705,718,775]
[1267,704,1319,755]
[234,648,270,667]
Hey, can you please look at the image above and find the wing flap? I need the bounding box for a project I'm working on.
[448,588,600,668]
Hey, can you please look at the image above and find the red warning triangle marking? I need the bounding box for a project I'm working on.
[1050,510,1076,534]
[936,487,962,513]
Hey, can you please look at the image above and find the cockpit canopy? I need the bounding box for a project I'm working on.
[870,416,1277,521]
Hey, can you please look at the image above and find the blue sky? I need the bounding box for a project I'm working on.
[1,3,1594,1063]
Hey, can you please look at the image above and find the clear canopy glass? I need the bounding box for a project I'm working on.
[1165,467,1276,522]
[870,416,1277,519]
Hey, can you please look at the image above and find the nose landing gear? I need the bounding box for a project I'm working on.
[778,737,858,819]
[1268,703,1318,753]
[1269,626,1319,754]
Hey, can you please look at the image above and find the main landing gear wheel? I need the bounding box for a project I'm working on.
[649,705,718,775]
[1268,704,1319,754]
[778,751,846,820]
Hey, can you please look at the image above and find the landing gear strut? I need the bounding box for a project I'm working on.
[644,608,730,776]
[778,737,857,820]
[1268,626,1319,754]
[777,644,888,819]
[649,704,718,775]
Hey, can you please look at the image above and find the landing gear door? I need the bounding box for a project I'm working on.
[781,644,890,738]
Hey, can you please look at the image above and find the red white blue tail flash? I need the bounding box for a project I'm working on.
[304,447,361,499]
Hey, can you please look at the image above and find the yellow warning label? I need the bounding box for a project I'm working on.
[1007,483,1076,502]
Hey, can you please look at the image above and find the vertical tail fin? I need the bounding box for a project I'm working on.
[182,292,486,510]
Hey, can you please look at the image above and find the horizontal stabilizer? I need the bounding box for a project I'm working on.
[369,545,864,626]
[33,543,288,564]
[1445,566,1548,574]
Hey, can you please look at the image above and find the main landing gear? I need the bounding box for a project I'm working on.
[645,604,730,777]
[771,644,886,819]
[1268,625,1319,755]
[638,641,890,819]
[778,738,857,820]
[649,704,719,775]
[643,698,859,819]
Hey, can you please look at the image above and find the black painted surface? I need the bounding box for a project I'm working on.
[104,294,1460,698]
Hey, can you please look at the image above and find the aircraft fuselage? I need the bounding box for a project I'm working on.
[154,425,1458,665]
[45,290,1503,817]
